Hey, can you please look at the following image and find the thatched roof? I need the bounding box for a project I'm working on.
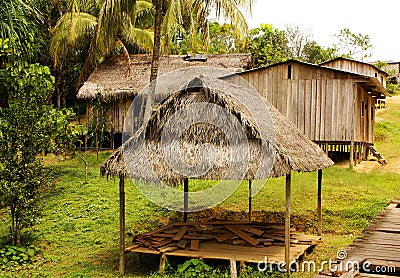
[77,54,253,100]
[101,76,333,183]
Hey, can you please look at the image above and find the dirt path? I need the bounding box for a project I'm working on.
[388,94,400,104]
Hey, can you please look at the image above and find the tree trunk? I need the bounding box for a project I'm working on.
[10,205,16,246]
[116,38,132,77]
[150,0,163,83]
[142,0,164,125]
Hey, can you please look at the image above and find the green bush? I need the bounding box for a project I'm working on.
[0,245,37,271]
[386,83,400,96]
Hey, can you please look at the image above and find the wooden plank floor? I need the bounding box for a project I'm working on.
[127,238,318,263]
[125,221,321,264]
[343,202,400,276]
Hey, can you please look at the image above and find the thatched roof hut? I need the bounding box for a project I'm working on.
[101,76,333,181]
[77,54,253,100]
[106,75,334,274]
[77,54,254,137]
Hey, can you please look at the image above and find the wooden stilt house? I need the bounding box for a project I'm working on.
[223,59,389,166]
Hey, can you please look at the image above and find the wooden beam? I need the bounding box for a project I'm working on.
[119,175,125,275]
[285,173,291,272]
[183,178,189,222]
[317,170,322,236]
[248,180,252,222]
[350,141,354,169]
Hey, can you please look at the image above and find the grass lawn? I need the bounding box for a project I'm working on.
[1,99,400,277]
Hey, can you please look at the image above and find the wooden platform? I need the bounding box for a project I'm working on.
[126,221,321,265]
[343,201,400,276]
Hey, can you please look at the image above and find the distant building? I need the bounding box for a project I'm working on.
[375,61,400,84]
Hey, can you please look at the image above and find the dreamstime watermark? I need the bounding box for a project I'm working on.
[121,67,276,212]
[257,250,397,274]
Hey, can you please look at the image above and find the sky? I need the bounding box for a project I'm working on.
[244,0,400,62]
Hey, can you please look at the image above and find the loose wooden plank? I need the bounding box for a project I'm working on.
[189,239,200,251]
[225,225,259,246]
[172,226,189,241]
[240,225,264,236]
[232,239,247,245]
[216,231,236,243]
[176,240,188,249]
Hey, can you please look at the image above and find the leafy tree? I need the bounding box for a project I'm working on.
[247,24,289,67]
[285,25,313,60]
[302,41,337,64]
[334,28,372,61]
[0,45,82,245]
[208,22,247,54]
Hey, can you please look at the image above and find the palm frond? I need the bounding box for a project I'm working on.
[121,22,153,52]
[0,0,42,55]
[50,12,97,67]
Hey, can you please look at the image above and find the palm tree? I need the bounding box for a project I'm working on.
[0,0,41,59]
[150,0,254,82]
[50,0,154,88]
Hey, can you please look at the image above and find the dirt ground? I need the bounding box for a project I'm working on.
[355,95,400,174]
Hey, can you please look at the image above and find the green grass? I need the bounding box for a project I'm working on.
[375,100,400,159]
[1,99,400,277]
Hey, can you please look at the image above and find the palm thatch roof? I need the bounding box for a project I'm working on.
[77,54,253,100]
[101,76,333,183]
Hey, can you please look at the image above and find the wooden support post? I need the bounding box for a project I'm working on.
[183,178,189,222]
[285,173,291,273]
[317,170,322,236]
[119,175,125,275]
[248,180,252,222]
[230,259,237,278]
[350,141,354,169]
[159,254,167,274]
[325,143,329,156]
[240,261,245,271]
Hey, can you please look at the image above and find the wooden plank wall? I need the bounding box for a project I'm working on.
[232,62,376,144]
[86,96,134,134]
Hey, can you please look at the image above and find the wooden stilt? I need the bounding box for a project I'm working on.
[230,259,237,278]
[159,254,167,274]
[240,261,245,271]
[119,175,125,275]
[317,170,322,236]
[248,180,252,222]
[285,173,291,272]
[183,178,189,222]
[350,141,354,169]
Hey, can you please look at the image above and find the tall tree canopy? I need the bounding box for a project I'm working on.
[150,0,254,82]
[50,0,154,87]
[0,0,42,60]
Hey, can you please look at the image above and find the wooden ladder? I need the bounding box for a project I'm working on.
[369,146,387,165]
